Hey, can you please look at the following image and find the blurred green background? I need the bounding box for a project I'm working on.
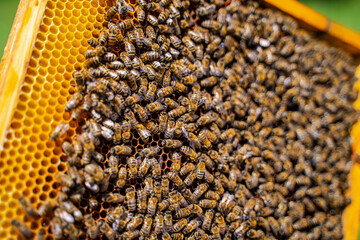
[0,0,360,57]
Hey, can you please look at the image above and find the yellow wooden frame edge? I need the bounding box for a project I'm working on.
[0,0,47,148]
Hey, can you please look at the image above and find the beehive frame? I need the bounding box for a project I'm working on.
[0,0,360,239]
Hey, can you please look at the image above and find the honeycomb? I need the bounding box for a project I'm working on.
[0,0,117,239]
[0,0,360,239]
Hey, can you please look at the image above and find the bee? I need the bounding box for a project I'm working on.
[146,121,159,134]
[158,9,170,23]
[145,82,157,102]
[112,123,122,144]
[141,51,160,62]
[119,19,134,30]
[127,157,138,178]
[161,176,170,198]
[122,120,131,142]
[198,131,212,149]
[125,214,144,232]
[140,214,153,237]
[104,5,117,21]
[51,122,69,141]
[140,146,160,158]
[158,198,170,212]
[172,218,188,233]
[138,157,151,178]
[169,152,181,172]
[151,157,162,179]
[111,144,132,155]
[147,196,158,216]
[62,141,75,159]
[137,124,151,143]
[158,112,169,133]
[193,183,208,200]
[119,52,133,68]
[106,206,126,225]
[183,171,197,187]
[196,160,206,179]
[172,81,187,93]
[136,5,145,23]
[146,25,157,42]
[180,146,198,161]
[88,39,99,47]
[126,188,137,212]
[124,38,136,59]
[168,106,186,118]
[163,98,179,109]
[98,220,115,240]
[38,200,56,217]
[154,213,164,235]
[50,217,63,240]
[169,4,180,19]
[162,139,182,149]
[167,168,185,188]
[157,86,175,98]
[11,219,31,239]
[199,199,217,209]
[201,20,222,31]
[183,219,202,235]
[147,14,159,27]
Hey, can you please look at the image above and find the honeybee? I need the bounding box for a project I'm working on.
[145,121,159,135]
[104,5,117,21]
[140,214,153,237]
[181,146,198,161]
[111,144,132,155]
[137,124,151,143]
[168,106,186,118]
[196,160,206,179]
[127,157,138,178]
[106,206,126,225]
[138,157,151,178]
[152,213,164,235]
[38,200,56,217]
[122,120,131,142]
[198,130,212,149]
[141,51,160,62]
[126,188,137,212]
[88,39,99,47]
[119,19,134,30]
[184,171,197,187]
[146,14,158,26]
[99,30,109,46]
[98,220,115,240]
[136,5,145,23]
[183,219,202,235]
[140,146,160,158]
[119,52,133,68]
[172,218,188,233]
[193,183,208,200]
[124,38,136,59]
[50,217,63,240]
[161,139,182,149]
[150,157,162,179]
[147,102,167,113]
[145,82,157,102]
[51,122,69,140]
[161,176,170,198]
[168,152,180,172]
[11,219,31,239]
[147,196,158,216]
[174,205,192,219]
[167,171,184,189]
[158,198,170,212]
[163,98,179,109]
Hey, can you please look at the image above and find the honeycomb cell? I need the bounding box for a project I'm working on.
[0,0,108,238]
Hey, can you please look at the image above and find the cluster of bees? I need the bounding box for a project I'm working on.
[12,0,360,239]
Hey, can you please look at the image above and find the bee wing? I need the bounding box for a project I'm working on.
[182,126,188,138]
